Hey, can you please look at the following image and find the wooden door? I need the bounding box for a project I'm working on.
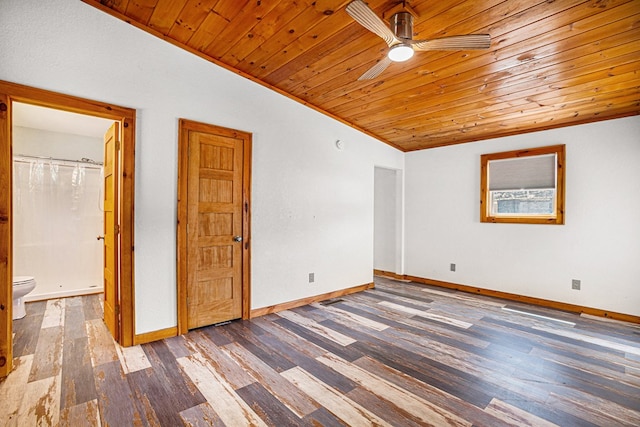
[103,122,119,340]
[186,127,245,329]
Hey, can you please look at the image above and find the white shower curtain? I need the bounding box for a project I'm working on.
[13,157,103,300]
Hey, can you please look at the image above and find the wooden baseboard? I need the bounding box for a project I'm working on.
[404,275,640,324]
[134,326,177,345]
[373,269,406,281]
[251,282,375,318]
[132,283,375,343]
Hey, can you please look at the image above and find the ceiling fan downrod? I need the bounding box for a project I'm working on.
[390,12,413,40]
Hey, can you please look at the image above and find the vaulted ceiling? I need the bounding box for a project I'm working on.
[84,0,640,151]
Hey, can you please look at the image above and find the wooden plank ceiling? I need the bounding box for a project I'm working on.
[84,0,640,151]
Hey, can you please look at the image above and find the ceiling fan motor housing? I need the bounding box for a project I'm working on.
[391,12,413,40]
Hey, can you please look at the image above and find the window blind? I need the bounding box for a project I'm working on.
[488,154,556,191]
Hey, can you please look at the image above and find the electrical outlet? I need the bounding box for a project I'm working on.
[309,273,315,283]
[572,279,581,290]
[450,263,456,272]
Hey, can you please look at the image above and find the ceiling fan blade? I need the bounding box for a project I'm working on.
[346,0,398,47]
[412,34,491,51]
[358,56,393,80]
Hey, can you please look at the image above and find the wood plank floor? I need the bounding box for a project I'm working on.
[2,276,640,426]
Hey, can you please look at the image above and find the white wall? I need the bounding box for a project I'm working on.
[405,116,640,317]
[13,126,104,161]
[0,0,403,333]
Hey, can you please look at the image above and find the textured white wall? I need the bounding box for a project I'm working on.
[0,0,404,333]
[405,116,640,317]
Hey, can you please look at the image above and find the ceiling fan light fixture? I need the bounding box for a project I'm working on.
[388,44,414,62]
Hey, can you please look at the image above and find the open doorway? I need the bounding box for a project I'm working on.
[0,80,136,377]
[373,166,403,278]
[12,102,112,302]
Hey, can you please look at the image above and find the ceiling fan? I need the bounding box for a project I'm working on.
[346,0,491,80]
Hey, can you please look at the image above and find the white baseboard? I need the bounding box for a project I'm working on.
[25,287,103,302]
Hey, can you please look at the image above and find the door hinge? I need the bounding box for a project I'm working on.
[115,224,120,235]
[116,140,121,151]
[115,304,120,317]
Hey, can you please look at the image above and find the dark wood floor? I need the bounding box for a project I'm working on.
[2,276,640,426]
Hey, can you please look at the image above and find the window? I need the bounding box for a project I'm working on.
[480,145,565,224]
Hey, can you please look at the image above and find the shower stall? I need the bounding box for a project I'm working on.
[13,155,104,300]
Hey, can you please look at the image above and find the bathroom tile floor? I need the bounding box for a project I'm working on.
[2,278,640,426]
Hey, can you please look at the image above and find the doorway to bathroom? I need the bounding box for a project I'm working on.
[0,80,137,378]
[12,102,112,302]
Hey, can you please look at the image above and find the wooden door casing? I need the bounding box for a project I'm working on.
[0,80,137,378]
[0,93,12,377]
[178,120,251,332]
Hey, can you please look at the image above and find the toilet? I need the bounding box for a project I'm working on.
[13,276,36,320]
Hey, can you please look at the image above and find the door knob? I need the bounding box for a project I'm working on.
[233,236,243,242]
[97,236,105,241]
